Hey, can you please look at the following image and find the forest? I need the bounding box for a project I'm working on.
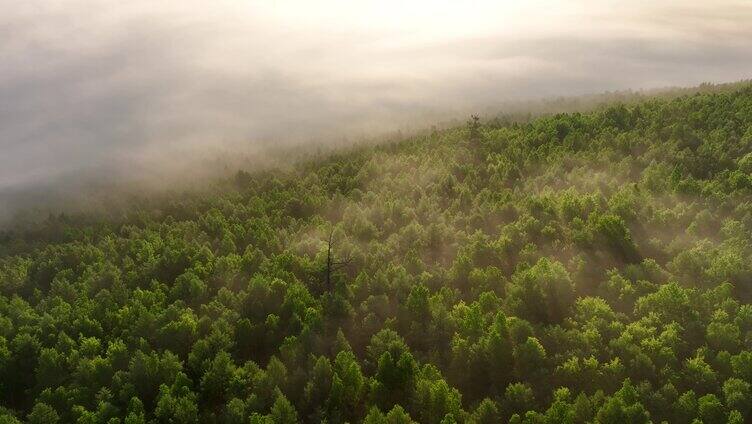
[2,83,752,423]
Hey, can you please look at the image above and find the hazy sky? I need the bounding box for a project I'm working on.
[2,0,752,193]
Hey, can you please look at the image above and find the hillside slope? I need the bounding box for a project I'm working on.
[2,85,752,422]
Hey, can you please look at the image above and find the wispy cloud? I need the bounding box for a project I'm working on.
[1,0,751,210]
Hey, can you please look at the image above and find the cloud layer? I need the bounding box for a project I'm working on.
[1,0,751,216]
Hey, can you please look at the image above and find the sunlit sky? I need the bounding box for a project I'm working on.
[2,0,752,191]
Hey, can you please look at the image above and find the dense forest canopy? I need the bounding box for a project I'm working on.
[3,83,752,423]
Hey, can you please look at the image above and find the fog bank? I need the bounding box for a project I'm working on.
[2,0,752,220]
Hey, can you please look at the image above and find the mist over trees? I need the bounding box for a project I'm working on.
[2,83,752,422]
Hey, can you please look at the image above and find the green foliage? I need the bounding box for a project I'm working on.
[27,403,59,424]
[595,380,650,424]
[505,258,574,324]
[3,83,752,421]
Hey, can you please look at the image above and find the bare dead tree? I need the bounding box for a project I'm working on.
[467,114,481,143]
[323,230,352,292]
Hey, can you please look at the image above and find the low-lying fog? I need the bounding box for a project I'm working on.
[2,0,752,222]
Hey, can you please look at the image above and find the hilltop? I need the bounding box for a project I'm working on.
[2,83,752,422]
